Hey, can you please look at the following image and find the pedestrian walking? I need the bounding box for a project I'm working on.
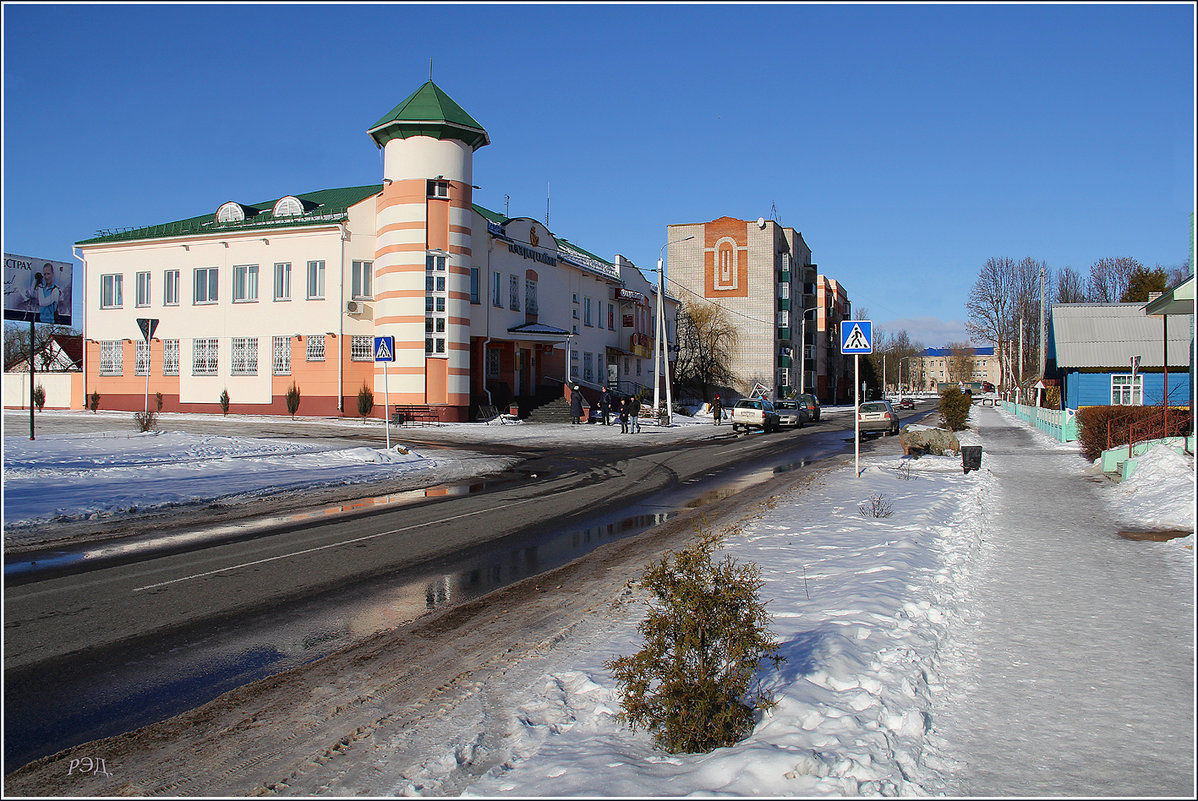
[569,385,584,425]
[629,395,642,433]
[711,393,723,425]
[598,388,611,425]
[618,397,630,433]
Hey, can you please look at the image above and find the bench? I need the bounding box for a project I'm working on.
[477,404,518,425]
[390,404,441,426]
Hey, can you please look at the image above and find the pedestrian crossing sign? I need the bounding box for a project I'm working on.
[840,320,873,354]
[374,336,395,362]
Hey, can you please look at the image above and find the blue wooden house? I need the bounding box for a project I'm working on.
[1044,301,1192,409]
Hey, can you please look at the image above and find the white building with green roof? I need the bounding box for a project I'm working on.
[72,80,677,421]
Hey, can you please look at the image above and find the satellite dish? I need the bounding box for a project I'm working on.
[756,217,766,229]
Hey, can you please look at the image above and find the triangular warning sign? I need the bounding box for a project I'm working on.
[844,324,869,350]
[375,338,393,361]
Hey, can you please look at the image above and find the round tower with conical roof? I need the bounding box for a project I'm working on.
[368,80,489,419]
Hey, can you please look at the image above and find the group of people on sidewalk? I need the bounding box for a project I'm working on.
[569,386,643,433]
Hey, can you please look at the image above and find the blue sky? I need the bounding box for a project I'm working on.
[3,2,1194,347]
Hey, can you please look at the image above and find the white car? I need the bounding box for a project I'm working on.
[857,400,900,436]
[730,398,780,433]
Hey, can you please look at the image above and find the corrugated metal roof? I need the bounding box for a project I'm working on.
[1049,303,1191,368]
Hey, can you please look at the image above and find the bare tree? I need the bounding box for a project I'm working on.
[674,298,738,402]
[3,323,78,369]
[965,257,1016,390]
[1054,265,1089,304]
[946,342,976,384]
[1166,258,1190,288]
[1088,257,1142,303]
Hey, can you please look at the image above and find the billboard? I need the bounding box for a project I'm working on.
[4,253,74,326]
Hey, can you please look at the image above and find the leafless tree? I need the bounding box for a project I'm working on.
[965,257,1016,389]
[1054,265,1089,304]
[674,298,739,402]
[1088,257,1142,303]
[3,323,78,370]
[946,342,976,384]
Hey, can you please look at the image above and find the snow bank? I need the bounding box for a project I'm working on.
[1109,444,1196,533]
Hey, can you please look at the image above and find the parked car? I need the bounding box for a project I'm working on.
[857,400,900,436]
[797,393,821,422]
[897,397,915,410]
[773,399,805,428]
[730,398,781,433]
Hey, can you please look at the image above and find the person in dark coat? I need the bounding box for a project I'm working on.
[629,394,642,433]
[569,385,584,424]
[618,397,630,433]
[711,393,723,425]
[598,388,611,425]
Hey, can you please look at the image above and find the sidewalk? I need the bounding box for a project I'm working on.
[922,405,1195,797]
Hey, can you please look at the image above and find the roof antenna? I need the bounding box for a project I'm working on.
[545,181,550,228]
[429,58,433,81]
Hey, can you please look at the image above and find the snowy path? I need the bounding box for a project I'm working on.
[925,406,1195,796]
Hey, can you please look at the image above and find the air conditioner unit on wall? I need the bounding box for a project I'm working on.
[346,300,362,314]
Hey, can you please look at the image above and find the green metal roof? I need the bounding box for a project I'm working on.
[77,185,383,245]
[368,81,489,151]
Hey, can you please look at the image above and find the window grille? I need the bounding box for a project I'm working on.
[351,335,374,361]
[100,340,123,376]
[306,334,325,362]
[192,338,218,375]
[135,341,150,375]
[163,339,180,375]
[231,337,258,375]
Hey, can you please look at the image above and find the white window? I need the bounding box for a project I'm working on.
[194,267,218,304]
[778,282,790,299]
[777,368,790,388]
[216,202,245,223]
[427,180,449,198]
[426,254,448,357]
[233,264,258,303]
[492,272,502,307]
[192,338,218,375]
[509,275,520,311]
[100,274,123,308]
[135,271,151,307]
[584,297,593,326]
[352,260,373,299]
[135,341,150,375]
[99,340,123,375]
[306,260,325,300]
[273,196,303,217]
[272,335,291,375]
[163,339,180,375]
[274,262,291,301]
[231,337,258,375]
[351,335,374,361]
[525,278,538,314]
[164,269,180,306]
[306,334,325,362]
[1111,374,1143,406]
[777,310,790,326]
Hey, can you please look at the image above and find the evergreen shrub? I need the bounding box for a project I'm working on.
[88,390,100,413]
[357,383,374,422]
[32,384,46,412]
[285,382,301,419]
[938,387,971,431]
[219,388,230,416]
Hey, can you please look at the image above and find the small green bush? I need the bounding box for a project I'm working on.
[357,383,374,422]
[938,387,971,431]
[32,383,46,412]
[285,382,301,420]
[88,390,100,413]
[219,388,230,416]
[605,523,784,754]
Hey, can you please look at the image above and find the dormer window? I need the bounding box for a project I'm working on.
[216,202,246,223]
[273,196,304,218]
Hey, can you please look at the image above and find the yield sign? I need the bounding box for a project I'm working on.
[374,335,395,362]
[136,317,159,342]
[840,320,873,354]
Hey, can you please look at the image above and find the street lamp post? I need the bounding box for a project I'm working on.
[798,306,819,397]
[652,235,694,426]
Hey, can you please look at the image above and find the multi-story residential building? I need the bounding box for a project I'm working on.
[906,346,1000,392]
[664,216,850,403]
[71,80,676,421]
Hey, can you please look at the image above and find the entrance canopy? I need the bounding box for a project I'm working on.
[1143,275,1195,317]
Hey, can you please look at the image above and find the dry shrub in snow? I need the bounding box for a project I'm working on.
[605,523,784,753]
[858,493,895,518]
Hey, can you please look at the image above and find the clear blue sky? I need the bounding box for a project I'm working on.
[3,2,1194,348]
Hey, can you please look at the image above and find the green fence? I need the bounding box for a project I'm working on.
[1000,401,1080,442]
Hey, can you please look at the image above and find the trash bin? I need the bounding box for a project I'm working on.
[961,445,982,474]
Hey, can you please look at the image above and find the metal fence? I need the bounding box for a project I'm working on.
[1000,401,1080,442]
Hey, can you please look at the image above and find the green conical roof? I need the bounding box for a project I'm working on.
[367,80,490,151]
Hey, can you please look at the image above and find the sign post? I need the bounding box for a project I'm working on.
[136,318,160,415]
[374,336,395,449]
[841,320,873,477]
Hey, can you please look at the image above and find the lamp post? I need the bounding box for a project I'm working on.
[652,235,694,425]
[798,306,819,397]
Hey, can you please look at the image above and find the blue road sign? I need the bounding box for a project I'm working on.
[374,336,395,362]
[840,320,873,354]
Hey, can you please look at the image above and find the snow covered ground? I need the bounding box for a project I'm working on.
[2,405,1193,795]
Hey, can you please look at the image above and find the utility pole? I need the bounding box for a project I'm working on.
[1039,263,1046,378]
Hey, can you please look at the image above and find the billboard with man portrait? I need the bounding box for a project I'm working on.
[4,253,74,326]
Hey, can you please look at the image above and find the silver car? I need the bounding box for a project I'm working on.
[857,400,900,436]
[773,399,806,428]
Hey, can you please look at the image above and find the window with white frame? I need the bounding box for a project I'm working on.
[584,297,593,326]
[777,368,790,388]
[351,260,373,299]
[492,272,502,307]
[509,275,519,311]
[100,274,123,308]
[135,271,151,307]
[163,339,179,375]
[272,335,291,375]
[427,180,449,198]
[274,262,291,301]
[426,253,448,357]
[99,340,123,375]
[273,196,303,217]
[231,337,258,375]
[194,266,218,304]
[306,334,325,362]
[135,341,150,375]
[233,264,258,302]
[306,260,325,300]
[351,335,373,361]
[164,269,180,306]
[192,338,218,375]
[1111,374,1143,406]
[777,310,790,326]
